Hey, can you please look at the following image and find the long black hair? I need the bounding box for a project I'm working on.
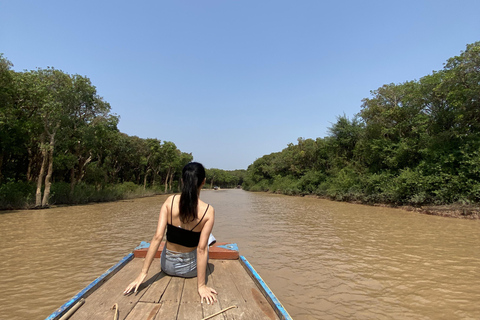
[179,162,206,223]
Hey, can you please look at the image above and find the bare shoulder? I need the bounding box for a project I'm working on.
[206,204,215,220]
[208,204,215,213]
[164,194,174,204]
[163,194,177,208]
[199,200,214,216]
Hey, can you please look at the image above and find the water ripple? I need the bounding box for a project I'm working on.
[1,191,479,319]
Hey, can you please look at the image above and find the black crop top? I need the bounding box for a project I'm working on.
[166,195,209,248]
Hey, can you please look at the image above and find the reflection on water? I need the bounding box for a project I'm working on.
[0,190,479,319]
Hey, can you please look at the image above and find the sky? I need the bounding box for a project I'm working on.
[1,1,479,170]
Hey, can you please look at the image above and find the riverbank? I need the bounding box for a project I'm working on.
[400,204,480,219]
[276,192,480,220]
[0,184,232,211]
[3,182,478,219]
[0,181,167,211]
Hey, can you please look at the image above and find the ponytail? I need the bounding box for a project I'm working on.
[179,162,206,223]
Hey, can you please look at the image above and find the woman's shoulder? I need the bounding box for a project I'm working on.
[204,202,215,218]
[164,194,178,207]
[199,199,214,213]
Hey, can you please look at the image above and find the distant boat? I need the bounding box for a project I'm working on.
[46,242,292,320]
[213,186,219,190]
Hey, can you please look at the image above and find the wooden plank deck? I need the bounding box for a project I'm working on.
[68,257,280,320]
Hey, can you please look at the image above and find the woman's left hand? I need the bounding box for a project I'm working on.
[198,285,218,304]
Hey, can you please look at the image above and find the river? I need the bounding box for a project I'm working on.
[0,189,479,319]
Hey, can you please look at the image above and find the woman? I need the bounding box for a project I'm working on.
[124,162,217,304]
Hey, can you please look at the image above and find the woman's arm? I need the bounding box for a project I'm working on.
[197,207,217,304]
[123,197,169,295]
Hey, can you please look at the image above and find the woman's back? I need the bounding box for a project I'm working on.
[166,194,212,252]
[169,195,210,230]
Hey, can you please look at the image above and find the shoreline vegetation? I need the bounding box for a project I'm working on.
[3,184,478,220]
[2,43,480,219]
[0,172,244,211]
[0,181,159,210]
[242,42,480,219]
[403,204,480,220]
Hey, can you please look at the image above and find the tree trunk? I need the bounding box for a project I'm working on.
[143,170,149,190]
[26,148,34,181]
[36,137,48,207]
[168,171,174,191]
[42,132,55,207]
[112,161,121,183]
[164,167,171,193]
[77,155,91,183]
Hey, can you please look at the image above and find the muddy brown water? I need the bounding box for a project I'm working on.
[0,189,479,320]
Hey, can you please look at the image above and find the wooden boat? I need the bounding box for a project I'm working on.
[46,242,292,320]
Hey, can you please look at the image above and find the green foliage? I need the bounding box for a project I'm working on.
[0,181,36,209]
[0,55,198,208]
[298,170,326,194]
[205,168,245,189]
[63,182,137,204]
[270,175,300,195]
[244,42,480,206]
[0,181,161,209]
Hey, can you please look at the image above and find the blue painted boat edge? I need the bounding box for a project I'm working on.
[239,255,293,320]
[135,241,150,250]
[45,252,134,320]
[217,243,239,252]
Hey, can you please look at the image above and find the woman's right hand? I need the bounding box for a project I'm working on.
[124,272,147,295]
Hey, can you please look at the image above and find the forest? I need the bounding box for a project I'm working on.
[243,42,480,206]
[0,57,242,209]
[2,42,479,210]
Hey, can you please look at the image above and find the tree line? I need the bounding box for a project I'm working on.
[205,168,245,189]
[243,42,480,206]
[0,56,243,209]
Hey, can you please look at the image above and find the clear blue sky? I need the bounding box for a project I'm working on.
[1,1,479,170]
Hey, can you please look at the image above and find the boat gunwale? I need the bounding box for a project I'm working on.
[45,252,134,320]
[239,255,293,320]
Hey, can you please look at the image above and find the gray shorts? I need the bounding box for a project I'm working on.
[161,248,197,278]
